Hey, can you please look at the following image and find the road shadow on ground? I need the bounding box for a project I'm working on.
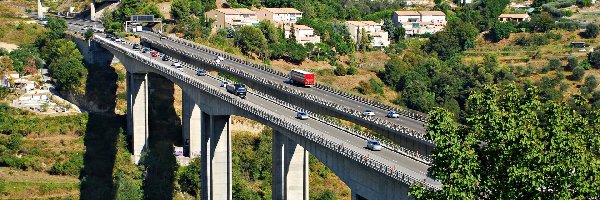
[140,73,181,200]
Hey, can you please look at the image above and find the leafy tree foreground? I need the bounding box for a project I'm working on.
[410,84,599,199]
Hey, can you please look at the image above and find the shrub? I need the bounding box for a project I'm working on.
[6,133,23,151]
[178,158,201,197]
[571,66,585,81]
[548,58,561,70]
[333,65,347,76]
[49,153,84,176]
[584,23,599,38]
[566,56,578,71]
[346,66,358,75]
[584,75,598,90]
[588,49,600,69]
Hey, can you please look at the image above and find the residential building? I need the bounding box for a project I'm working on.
[205,8,259,30]
[498,13,530,22]
[393,10,446,37]
[345,21,390,48]
[256,8,303,25]
[283,24,321,45]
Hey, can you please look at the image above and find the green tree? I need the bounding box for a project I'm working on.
[584,23,599,38]
[529,13,555,32]
[359,28,372,52]
[46,17,67,40]
[286,42,307,64]
[547,57,561,70]
[424,20,478,60]
[234,26,267,56]
[584,75,598,91]
[566,56,578,71]
[571,66,585,81]
[84,29,94,40]
[402,80,436,112]
[410,84,600,199]
[258,20,281,44]
[48,57,87,92]
[490,22,514,42]
[170,0,191,20]
[7,133,23,151]
[333,64,347,76]
[178,158,201,197]
[140,3,164,19]
[589,48,600,69]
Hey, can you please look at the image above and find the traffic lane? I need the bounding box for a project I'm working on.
[139,32,427,133]
[125,42,432,178]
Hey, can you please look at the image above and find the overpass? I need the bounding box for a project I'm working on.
[65,24,441,199]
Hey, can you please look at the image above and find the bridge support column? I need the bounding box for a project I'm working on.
[127,73,149,164]
[201,114,232,200]
[272,131,309,200]
[182,91,201,157]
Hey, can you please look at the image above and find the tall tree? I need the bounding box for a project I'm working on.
[410,84,600,199]
[234,26,267,56]
[171,0,191,21]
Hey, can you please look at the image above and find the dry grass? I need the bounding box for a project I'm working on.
[0,167,80,199]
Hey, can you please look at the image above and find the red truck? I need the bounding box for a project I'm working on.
[289,69,315,87]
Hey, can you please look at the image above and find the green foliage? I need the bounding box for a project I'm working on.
[46,17,67,40]
[589,48,600,69]
[566,56,578,71]
[528,13,555,32]
[333,64,347,76]
[346,66,358,75]
[234,26,267,56]
[140,3,163,19]
[402,80,436,112]
[178,158,201,197]
[171,0,190,20]
[490,22,514,42]
[0,48,7,56]
[411,84,600,199]
[84,29,94,40]
[6,133,23,151]
[8,45,42,74]
[258,20,281,44]
[48,153,84,176]
[48,57,87,92]
[514,32,560,46]
[584,23,599,38]
[547,57,561,70]
[114,172,144,200]
[584,75,598,91]
[571,66,585,81]
[231,129,272,199]
[424,19,478,60]
[312,189,337,200]
[0,103,88,136]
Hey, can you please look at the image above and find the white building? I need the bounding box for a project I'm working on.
[404,0,433,6]
[345,21,390,48]
[282,24,321,45]
[393,10,446,37]
[205,8,259,30]
[498,13,531,22]
[256,8,303,25]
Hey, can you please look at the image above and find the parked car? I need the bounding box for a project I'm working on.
[367,140,382,151]
[362,109,375,117]
[196,69,207,76]
[296,112,309,120]
[386,110,400,118]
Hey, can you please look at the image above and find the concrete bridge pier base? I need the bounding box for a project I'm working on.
[182,91,201,157]
[272,131,309,200]
[201,114,232,200]
[127,73,149,164]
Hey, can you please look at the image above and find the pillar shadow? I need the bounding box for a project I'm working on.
[140,73,181,200]
[78,60,123,200]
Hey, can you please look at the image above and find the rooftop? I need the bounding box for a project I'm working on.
[418,11,445,16]
[345,21,382,26]
[283,24,313,31]
[498,13,530,19]
[262,7,302,14]
[394,11,420,16]
[214,8,256,15]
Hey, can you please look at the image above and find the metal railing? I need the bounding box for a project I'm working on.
[93,35,441,190]
[142,38,434,145]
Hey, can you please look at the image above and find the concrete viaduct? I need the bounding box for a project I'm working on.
[66,28,441,199]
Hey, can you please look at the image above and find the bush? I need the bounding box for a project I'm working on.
[571,66,585,81]
[588,49,600,69]
[584,75,598,90]
[49,153,84,176]
[6,133,23,151]
[346,66,358,75]
[566,56,578,71]
[178,158,201,197]
[584,24,599,38]
[548,58,561,70]
[333,65,347,76]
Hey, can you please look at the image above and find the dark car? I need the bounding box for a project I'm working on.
[142,47,150,53]
[196,69,207,76]
[132,44,140,50]
[162,55,170,61]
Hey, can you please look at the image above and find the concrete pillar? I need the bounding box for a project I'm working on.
[182,91,201,157]
[272,131,309,200]
[201,114,232,200]
[37,0,43,19]
[128,73,149,163]
[126,72,132,136]
[352,191,367,200]
[90,2,96,21]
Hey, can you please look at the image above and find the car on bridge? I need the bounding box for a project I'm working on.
[386,110,400,118]
[362,109,375,117]
[220,81,229,87]
[151,51,158,57]
[296,111,309,120]
[132,44,140,50]
[196,69,207,76]
[162,55,170,61]
[226,83,247,99]
[142,48,150,53]
[171,62,181,68]
[367,140,382,151]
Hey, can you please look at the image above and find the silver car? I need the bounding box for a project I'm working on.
[367,140,382,151]
[296,112,309,120]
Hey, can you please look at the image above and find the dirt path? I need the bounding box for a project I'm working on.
[0,41,18,52]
